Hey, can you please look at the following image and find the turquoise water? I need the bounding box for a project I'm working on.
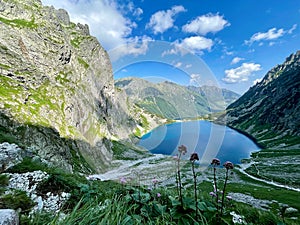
[138,120,260,165]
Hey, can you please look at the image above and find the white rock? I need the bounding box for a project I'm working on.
[0,209,19,225]
[285,207,298,214]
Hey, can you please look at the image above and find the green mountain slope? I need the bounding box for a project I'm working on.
[115,77,240,120]
[220,51,300,149]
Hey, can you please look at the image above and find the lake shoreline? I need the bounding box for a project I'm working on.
[138,119,260,165]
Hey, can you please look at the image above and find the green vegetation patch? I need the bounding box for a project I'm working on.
[77,57,89,69]
[0,16,37,29]
[6,157,48,173]
[71,36,85,48]
[0,190,35,213]
[111,140,150,160]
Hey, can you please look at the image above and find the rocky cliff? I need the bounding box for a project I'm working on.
[220,51,300,149]
[0,0,147,172]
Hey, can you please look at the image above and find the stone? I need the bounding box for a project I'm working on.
[0,209,19,225]
[0,143,23,172]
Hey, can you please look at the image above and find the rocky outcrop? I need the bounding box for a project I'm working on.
[220,51,300,148]
[0,0,143,172]
[0,209,19,225]
[0,143,23,172]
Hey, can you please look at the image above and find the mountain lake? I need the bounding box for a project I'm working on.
[138,120,260,165]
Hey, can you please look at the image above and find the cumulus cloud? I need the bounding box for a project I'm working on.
[231,57,244,65]
[162,36,213,56]
[245,27,285,45]
[176,36,213,53]
[223,63,261,83]
[182,13,230,35]
[146,5,186,34]
[41,0,144,53]
[246,24,297,45]
[109,35,153,62]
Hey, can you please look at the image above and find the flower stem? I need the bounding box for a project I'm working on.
[192,161,198,220]
[177,152,183,207]
[213,167,220,221]
[220,168,229,217]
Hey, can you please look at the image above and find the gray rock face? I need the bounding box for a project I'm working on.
[0,209,19,225]
[0,143,22,172]
[0,0,146,172]
[221,51,300,148]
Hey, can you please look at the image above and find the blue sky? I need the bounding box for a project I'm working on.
[42,0,300,94]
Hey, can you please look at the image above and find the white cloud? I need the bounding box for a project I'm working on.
[109,36,152,62]
[133,7,143,19]
[231,57,244,65]
[182,13,230,35]
[245,27,285,45]
[185,64,192,68]
[146,5,186,34]
[253,78,262,85]
[162,36,213,56]
[190,73,201,85]
[173,62,182,68]
[288,24,297,34]
[223,63,262,83]
[269,42,275,46]
[176,36,213,53]
[41,0,143,52]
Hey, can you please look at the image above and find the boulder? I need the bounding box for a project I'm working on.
[0,209,19,225]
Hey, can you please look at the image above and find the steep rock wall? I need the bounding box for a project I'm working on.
[0,0,140,172]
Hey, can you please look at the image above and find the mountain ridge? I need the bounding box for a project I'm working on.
[218,50,300,149]
[115,77,240,120]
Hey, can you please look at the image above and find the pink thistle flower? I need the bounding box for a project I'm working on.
[152,178,158,184]
[211,158,220,166]
[120,177,126,185]
[190,153,199,161]
[223,161,234,170]
[157,193,161,198]
[178,145,187,155]
[209,192,217,197]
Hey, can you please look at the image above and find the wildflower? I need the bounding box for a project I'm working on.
[152,178,158,184]
[209,191,217,197]
[178,145,187,155]
[223,161,234,170]
[120,177,126,185]
[157,193,161,198]
[190,153,199,161]
[211,158,220,166]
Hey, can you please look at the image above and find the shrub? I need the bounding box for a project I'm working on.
[6,157,48,173]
